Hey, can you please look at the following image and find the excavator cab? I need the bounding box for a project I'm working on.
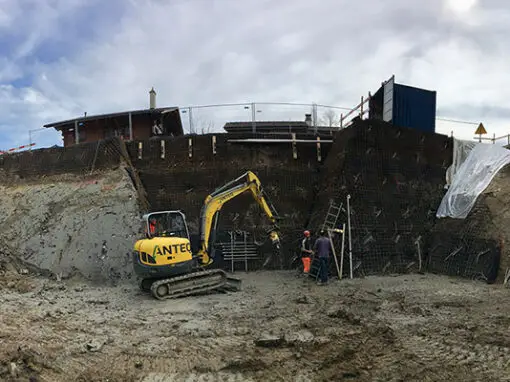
[144,211,190,239]
[134,210,196,289]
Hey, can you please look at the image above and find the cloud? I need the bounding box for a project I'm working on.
[1,0,509,150]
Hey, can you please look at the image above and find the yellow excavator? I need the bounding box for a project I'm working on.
[133,171,281,300]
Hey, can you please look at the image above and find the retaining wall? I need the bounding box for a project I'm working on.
[125,134,329,266]
[0,122,503,281]
[309,120,454,276]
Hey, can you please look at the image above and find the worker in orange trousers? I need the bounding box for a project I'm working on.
[301,230,313,274]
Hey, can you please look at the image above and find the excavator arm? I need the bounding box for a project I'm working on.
[196,171,280,266]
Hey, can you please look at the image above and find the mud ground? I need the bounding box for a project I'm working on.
[1,270,510,382]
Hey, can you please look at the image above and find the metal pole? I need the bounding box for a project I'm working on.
[128,112,133,140]
[328,229,341,281]
[313,103,318,134]
[74,120,79,144]
[244,231,248,272]
[188,107,194,134]
[230,231,234,273]
[346,194,353,279]
[339,223,346,279]
[251,102,256,134]
[29,130,32,150]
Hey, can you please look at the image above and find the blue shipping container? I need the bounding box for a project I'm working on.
[392,84,437,133]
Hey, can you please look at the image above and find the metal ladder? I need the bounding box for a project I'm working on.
[322,201,342,231]
[310,201,343,280]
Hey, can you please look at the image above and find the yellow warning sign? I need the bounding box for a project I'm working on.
[474,123,487,135]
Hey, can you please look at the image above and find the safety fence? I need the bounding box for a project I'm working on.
[2,95,496,160]
[339,94,371,128]
[475,133,510,146]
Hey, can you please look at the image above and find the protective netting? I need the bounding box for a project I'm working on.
[308,120,452,276]
[3,127,503,278]
[126,134,324,268]
[444,138,477,188]
[437,141,510,219]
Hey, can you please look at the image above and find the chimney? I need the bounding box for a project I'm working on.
[305,113,312,127]
[149,87,156,109]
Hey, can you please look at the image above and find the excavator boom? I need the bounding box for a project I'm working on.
[197,171,280,265]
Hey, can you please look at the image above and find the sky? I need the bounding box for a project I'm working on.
[1,0,509,151]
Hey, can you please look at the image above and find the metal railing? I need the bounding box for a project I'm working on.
[15,98,494,152]
[473,133,510,146]
[216,231,259,272]
[339,94,371,128]
[179,101,352,135]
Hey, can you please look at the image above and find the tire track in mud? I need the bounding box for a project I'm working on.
[139,372,252,382]
[402,335,510,381]
[105,335,255,379]
[138,371,314,382]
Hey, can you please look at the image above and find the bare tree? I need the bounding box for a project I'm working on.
[189,114,216,134]
[200,120,215,134]
[320,109,339,127]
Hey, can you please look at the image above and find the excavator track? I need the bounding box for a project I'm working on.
[149,269,242,300]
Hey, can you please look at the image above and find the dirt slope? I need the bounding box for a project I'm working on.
[482,164,510,281]
[0,167,142,283]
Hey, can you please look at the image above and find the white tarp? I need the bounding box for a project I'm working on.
[444,138,477,189]
[437,141,510,219]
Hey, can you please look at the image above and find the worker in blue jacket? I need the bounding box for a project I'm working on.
[313,229,332,285]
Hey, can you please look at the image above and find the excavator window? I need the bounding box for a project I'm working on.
[145,211,189,239]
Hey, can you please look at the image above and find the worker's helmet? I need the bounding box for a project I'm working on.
[303,230,310,237]
[319,229,325,236]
